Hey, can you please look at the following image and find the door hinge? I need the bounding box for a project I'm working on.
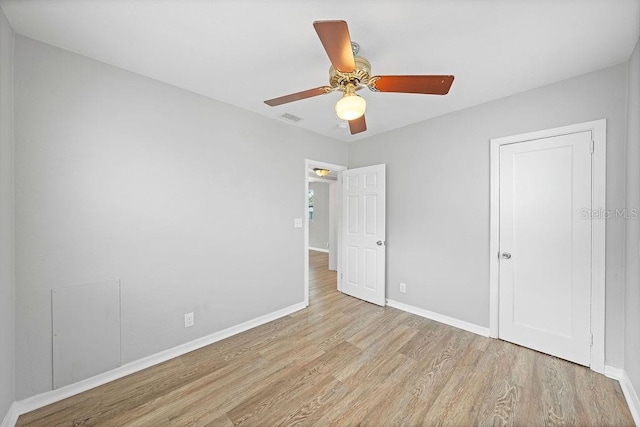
[590,333,594,346]
[590,139,594,153]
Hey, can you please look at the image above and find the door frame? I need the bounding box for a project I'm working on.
[489,119,606,373]
[304,159,347,307]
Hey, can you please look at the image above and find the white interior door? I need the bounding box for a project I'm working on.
[499,131,592,366]
[341,164,386,306]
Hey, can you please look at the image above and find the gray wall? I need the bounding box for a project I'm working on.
[309,181,330,250]
[348,63,629,367]
[625,37,640,396]
[0,7,14,421]
[13,36,347,399]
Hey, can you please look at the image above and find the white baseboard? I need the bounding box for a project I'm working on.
[386,299,490,337]
[0,402,19,427]
[308,247,329,253]
[620,370,640,426]
[603,365,640,425]
[604,365,624,380]
[10,301,306,421]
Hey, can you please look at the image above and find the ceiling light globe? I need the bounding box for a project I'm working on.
[335,94,366,121]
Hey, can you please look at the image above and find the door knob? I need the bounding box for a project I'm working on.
[501,252,512,259]
[376,240,384,246]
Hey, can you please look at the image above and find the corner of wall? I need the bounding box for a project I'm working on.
[0,4,16,425]
[624,34,640,408]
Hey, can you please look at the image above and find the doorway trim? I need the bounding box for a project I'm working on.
[304,159,347,307]
[489,119,606,373]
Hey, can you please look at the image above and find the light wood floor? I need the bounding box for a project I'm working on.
[18,251,634,426]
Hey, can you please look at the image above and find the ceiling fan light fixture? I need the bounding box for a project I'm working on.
[335,94,366,121]
[335,83,366,121]
[313,168,330,177]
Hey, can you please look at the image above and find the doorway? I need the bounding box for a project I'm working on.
[489,119,606,372]
[304,160,347,306]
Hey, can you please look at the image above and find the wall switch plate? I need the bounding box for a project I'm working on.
[294,218,303,228]
[184,312,194,328]
[399,283,407,293]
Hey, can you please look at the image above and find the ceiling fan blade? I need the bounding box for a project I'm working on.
[313,20,355,72]
[370,75,455,95]
[349,115,367,135]
[264,86,332,107]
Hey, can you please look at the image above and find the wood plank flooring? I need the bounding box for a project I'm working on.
[18,250,634,426]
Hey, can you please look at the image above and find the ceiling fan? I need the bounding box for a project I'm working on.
[264,20,455,135]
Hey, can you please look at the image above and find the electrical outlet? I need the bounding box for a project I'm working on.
[184,312,194,328]
[399,282,407,293]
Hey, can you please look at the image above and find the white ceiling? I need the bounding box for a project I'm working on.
[1,0,639,142]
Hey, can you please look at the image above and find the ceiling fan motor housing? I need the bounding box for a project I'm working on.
[329,56,371,92]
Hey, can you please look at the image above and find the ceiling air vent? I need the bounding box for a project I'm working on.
[279,113,303,124]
